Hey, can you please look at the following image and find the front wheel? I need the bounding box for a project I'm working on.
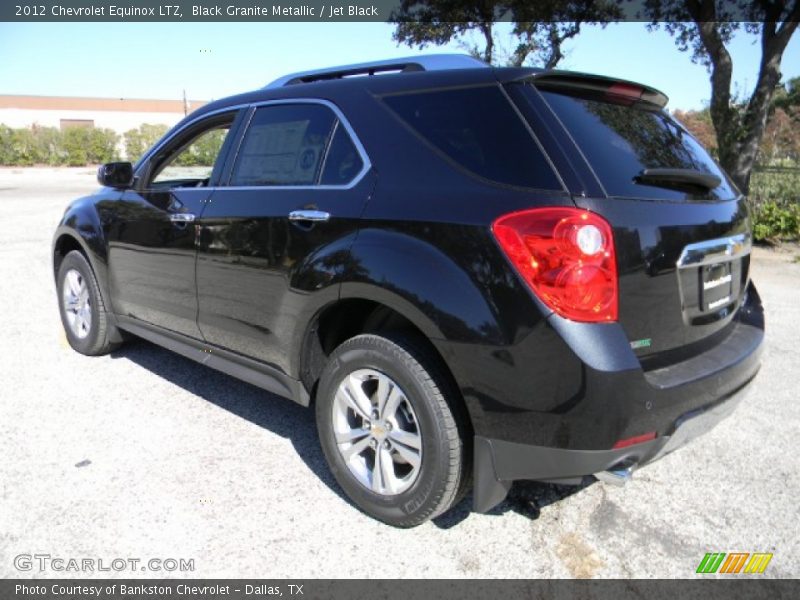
[57,250,123,356]
[316,333,469,527]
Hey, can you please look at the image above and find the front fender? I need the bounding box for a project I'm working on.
[52,193,113,309]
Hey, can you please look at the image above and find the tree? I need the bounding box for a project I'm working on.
[673,108,718,155]
[762,75,800,163]
[759,106,800,163]
[646,1,800,194]
[771,75,800,113]
[391,1,620,68]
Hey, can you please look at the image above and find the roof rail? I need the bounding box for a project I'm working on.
[265,54,489,88]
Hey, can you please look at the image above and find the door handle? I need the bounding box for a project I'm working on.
[169,213,196,223]
[289,210,330,223]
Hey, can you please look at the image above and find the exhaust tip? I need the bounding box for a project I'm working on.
[594,464,635,487]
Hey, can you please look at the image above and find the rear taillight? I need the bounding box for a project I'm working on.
[491,207,618,322]
[612,431,657,449]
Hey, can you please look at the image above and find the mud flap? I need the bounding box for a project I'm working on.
[473,436,512,513]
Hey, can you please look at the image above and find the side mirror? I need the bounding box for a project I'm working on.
[97,162,134,188]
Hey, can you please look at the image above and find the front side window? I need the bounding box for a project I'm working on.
[230,104,340,187]
[150,115,234,188]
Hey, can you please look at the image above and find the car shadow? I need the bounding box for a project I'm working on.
[109,338,355,509]
[431,479,595,529]
[111,338,594,528]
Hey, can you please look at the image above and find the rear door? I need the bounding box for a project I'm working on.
[511,78,751,359]
[195,100,372,372]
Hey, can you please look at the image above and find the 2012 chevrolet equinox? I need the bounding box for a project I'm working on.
[53,55,764,527]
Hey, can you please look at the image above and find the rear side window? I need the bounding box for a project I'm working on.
[382,86,561,190]
[231,104,336,186]
[320,123,364,185]
[537,87,736,200]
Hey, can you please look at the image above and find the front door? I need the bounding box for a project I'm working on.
[195,101,372,372]
[106,110,243,338]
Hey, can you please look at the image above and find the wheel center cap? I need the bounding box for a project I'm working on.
[370,423,387,440]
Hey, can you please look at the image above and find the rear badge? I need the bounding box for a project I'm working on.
[630,338,652,350]
[708,295,732,310]
[703,272,732,291]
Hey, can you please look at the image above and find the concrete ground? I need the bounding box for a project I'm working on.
[0,167,797,579]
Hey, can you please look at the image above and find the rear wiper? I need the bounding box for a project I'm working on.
[634,168,721,191]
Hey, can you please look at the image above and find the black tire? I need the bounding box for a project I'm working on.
[56,250,123,356]
[316,333,469,527]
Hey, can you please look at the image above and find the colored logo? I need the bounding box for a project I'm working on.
[696,552,773,574]
[300,149,316,170]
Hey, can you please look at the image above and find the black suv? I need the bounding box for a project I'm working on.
[53,55,764,527]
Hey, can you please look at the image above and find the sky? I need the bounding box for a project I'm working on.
[0,21,798,111]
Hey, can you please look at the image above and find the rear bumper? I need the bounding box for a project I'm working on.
[471,284,764,513]
[474,381,751,512]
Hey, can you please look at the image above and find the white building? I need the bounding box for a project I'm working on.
[0,94,207,134]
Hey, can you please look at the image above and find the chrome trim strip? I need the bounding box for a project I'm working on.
[138,99,372,192]
[676,232,752,269]
[168,213,196,222]
[317,119,339,183]
[288,210,330,222]
[265,54,489,88]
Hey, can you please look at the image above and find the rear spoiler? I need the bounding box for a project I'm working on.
[503,69,669,108]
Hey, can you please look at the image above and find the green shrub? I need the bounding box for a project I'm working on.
[89,127,119,163]
[0,125,16,164]
[174,128,226,167]
[749,168,800,242]
[0,124,118,166]
[749,169,800,207]
[752,201,800,242]
[61,127,118,166]
[61,128,89,166]
[0,125,64,165]
[123,123,169,163]
[31,126,68,165]
[10,128,39,165]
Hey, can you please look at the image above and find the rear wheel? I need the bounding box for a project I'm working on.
[316,333,469,527]
[57,250,123,356]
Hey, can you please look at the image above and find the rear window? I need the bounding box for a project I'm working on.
[537,87,736,201]
[382,86,561,190]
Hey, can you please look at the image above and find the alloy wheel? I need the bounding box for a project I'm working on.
[62,268,92,339]
[331,368,423,495]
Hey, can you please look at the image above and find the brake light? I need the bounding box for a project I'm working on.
[491,207,618,322]
[606,83,643,106]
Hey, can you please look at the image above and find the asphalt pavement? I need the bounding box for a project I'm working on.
[0,167,797,578]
